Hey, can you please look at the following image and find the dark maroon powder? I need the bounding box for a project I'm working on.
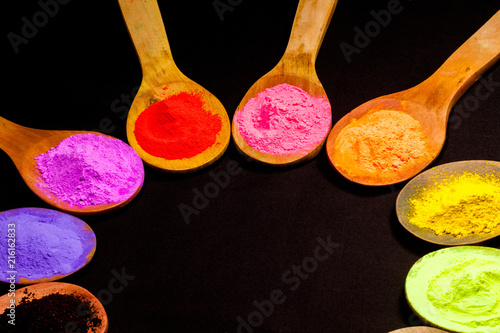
[0,290,102,332]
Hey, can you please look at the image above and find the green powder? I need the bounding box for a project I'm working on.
[406,246,500,332]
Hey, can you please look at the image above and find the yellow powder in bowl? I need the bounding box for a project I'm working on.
[333,110,428,183]
[408,171,500,237]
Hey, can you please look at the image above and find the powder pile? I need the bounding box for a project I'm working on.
[35,133,144,207]
[0,290,102,332]
[0,208,95,283]
[134,91,223,160]
[406,246,500,332]
[408,171,500,237]
[236,83,331,155]
[333,110,428,183]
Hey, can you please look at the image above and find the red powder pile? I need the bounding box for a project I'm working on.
[134,92,222,160]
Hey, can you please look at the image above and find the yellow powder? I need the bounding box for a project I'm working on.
[333,110,428,183]
[408,172,500,237]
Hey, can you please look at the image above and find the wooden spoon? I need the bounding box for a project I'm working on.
[0,117,144,215]
[232,0,338,166]
[388,327,450,333]
[0,207,97,284]
[326,10,500,185]
[405,246,500,333]
[118,0,231,172]
[396,160,500,246]
[0,282,108,332]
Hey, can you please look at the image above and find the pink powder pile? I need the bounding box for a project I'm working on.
[35,133,144,207]
[236,83,331,155]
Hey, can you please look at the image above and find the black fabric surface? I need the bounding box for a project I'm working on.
[2,1,500,332]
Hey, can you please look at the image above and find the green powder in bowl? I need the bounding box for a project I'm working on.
[405,246,500,332]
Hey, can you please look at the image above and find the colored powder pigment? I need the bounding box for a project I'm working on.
[333,110,429,183]
[35,133,144,207]
[236,83,331,155]
[0,208,96,283]
[408,171,500,237]
[0,290,102,332]
[134,91,223,160]
[406,246,500,332]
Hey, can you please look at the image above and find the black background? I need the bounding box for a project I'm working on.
[2,0,500,332]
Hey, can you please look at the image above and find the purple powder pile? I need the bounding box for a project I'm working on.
[35,133,144,207]
[0,207,96,283]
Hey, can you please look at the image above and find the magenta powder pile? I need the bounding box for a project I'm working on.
[35,133,144,207]
[236,83,331,155]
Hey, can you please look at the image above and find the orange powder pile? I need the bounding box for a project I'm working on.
[333,110,429,183]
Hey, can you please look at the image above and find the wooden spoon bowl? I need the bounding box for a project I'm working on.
[326,10,500,185]
[0,207,97,284]
[396,160,500,246]
[0,282,108,332]
[405,246,500,333]
[118,0,231,172]
[232,0,338,166]
[388,327,450,333]
[0,117,143,215]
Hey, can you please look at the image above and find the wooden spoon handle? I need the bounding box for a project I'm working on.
[283,0,338,65]
[0,116,49,158]
[418,10,500,113]
[117,0,184,82]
